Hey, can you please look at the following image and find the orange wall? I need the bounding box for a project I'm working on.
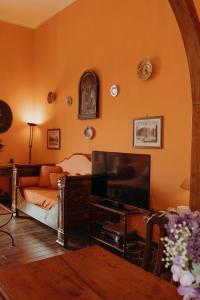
[33,0,191,210]
[0,0,192,210]
[0,21,34,164]
[193,0,200,17]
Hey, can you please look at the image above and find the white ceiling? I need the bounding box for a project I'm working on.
[0,0,76,29]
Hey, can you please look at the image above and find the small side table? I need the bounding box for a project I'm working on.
[0,204,14,246]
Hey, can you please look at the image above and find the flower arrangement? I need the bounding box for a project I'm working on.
[162,208,200,300]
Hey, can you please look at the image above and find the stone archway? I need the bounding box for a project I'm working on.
[168,0,200,210]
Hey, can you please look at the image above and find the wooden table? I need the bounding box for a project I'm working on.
[0,204,14,246]
[0,246,181,300]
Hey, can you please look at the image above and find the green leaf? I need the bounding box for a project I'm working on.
[192,262,200,286]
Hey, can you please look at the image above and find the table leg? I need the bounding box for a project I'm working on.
[0,230,14,246]
[0,213,15,246]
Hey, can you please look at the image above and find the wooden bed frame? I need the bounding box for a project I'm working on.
[11,154,92,247]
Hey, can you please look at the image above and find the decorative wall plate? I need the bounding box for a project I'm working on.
[0,100,13,133]
[84,126,95,139]
[110,85,119,97]
[66,96,73,106]
[47,91,56,103]
[137,60,153,80]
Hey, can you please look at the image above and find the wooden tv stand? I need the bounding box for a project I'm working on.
[88,198,146,258]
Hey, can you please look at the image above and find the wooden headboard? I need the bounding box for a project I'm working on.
[56,153,91,175]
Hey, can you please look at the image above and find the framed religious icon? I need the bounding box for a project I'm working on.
[47,129,61,149]
[133,116,163,148]
[78,70,99,119]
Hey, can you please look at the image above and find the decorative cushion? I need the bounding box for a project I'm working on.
[38,165,62,188]
[19,176,39,187]
[49,172,68,189]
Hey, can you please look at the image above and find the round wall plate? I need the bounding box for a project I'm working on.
[110,84,119,97]
[66,96,73,106]
[47,91,56,103]
[84,126,95,139]
[137,60,153,80]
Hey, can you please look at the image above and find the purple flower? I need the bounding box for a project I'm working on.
[173,256,182,266]
[163,210,200,300]
[171,265,195,286]
[178,286,200,300]
[165,212,179,240]
[179,270,195,287]
[183,212,200,232]
[187,230,200,263]
[171,264,182,282]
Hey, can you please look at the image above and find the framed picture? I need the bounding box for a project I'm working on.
[133,116,163,148]
[47,129,60,149]
[78,70,99,119]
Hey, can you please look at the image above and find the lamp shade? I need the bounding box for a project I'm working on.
[27,122,36,127]
[180,178,190,190]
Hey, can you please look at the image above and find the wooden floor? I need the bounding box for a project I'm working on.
[0,214,88,270]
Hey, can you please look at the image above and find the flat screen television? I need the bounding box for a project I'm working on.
[91,151,151,211]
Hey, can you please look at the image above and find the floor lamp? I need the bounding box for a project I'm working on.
[27,122,36,164]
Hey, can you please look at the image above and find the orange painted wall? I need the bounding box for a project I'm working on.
[193,0,200,18]
[0,0,191,210]
[0,21,34,164]
[33,0,192,210]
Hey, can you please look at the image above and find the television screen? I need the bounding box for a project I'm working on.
[91,151,150,210]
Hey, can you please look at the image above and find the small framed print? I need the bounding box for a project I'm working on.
[47,129,60,150]
[133,116,163,148]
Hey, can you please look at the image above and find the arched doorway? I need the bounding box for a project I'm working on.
[169,0,200,210]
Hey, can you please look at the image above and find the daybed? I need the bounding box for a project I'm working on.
[12,153,92,247]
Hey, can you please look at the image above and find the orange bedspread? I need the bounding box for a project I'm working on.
[23,187,58,210]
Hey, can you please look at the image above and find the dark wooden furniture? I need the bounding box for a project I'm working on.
[0,204,14,246]
[89,198,146,258]
[142,212,168,276]
[11,163,42,214]
[168,0,200,211]
[12,156,91,247]
[0,165,13,207]
[0,245,181,300]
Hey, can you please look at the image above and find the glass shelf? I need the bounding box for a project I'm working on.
[89,198,143,258]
